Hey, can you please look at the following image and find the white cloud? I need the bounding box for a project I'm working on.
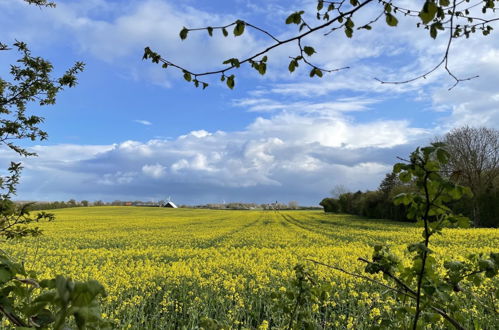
[233,97,377,114]
[142,163,166,178]
[134,120,152,126]
[1,106,430,204]
[0,0,264,86]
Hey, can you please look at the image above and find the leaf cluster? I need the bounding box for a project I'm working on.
[0,42,84,158]
[0,254,110,329]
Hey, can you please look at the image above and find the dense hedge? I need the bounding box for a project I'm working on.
[320,175,499,227]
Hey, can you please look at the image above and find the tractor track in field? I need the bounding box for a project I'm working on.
[279,213,362,244]
[199,213,265,248]
[279,213,336,242]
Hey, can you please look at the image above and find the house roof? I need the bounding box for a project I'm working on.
[163,201,178,208]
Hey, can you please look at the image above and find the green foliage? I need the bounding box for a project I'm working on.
[363,143,497,328]
[0,253,109,329]
[0,42,84,158]
[270,265,320,330]
[312,144,498,329]
[0,41,84,240]
[319,198,340,213]
[1,9,107,327]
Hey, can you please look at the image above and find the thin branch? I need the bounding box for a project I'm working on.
[149,0,375,81]
[375,0,481,90]
[306,258,414,298]
[358,257,416,295]
[0,306,27,327]
[307,258,465,329]
[297,38,350,73]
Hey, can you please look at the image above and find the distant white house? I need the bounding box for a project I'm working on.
[162,201,178,208]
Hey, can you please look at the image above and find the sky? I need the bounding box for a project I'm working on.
[1,0,498,205]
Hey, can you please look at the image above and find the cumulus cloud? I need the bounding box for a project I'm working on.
[2,107,430,204]
[142,163,166,178]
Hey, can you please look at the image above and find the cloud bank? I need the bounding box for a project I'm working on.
[3,108,429,205]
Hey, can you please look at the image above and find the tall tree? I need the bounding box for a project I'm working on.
[440,126,499,226]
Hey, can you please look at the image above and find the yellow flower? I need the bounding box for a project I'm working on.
[370,307,381,318]
[258,320,269,330]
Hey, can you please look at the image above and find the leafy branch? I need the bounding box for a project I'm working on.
[305,143,498,329]
[0,3,109,326]
[144,0,499,89]
[143,0,375,89]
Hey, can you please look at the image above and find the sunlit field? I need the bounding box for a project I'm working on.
[4,207,498,329]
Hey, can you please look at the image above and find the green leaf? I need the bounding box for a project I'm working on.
[385,13,399,27]
[303,46,316,56]
[233,20,245,36]
[439,0,450,6]
[345,27,353,38]
[430,24,438,39]
[285,11,304,25]
[207,26,213,36]
[183,71,192,82]
[419,1,438,25]
[399,171,412,183]
[393,163,404,173]
[31,309,55,327]
[288,60,297,72]
[393,193,411,206]
[260,63,267,75]
[307,68,323,78]
[179,27,189,40]
[350,0,359,6]
[223,58,240,68]
[345,18,354,28]
[436,148,448,163]
[0,268,12,283]
[317,0,324,11]
[226,75,235,89]
[222,28,228,37]
[294,11,304,24]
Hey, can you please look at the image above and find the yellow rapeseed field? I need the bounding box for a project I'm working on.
[3,207,498,329]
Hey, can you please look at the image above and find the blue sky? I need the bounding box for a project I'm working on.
[1,0,498,205]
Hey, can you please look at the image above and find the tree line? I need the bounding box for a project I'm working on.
[320,126,499,227]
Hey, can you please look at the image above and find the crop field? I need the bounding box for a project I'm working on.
[3,207,498,329]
